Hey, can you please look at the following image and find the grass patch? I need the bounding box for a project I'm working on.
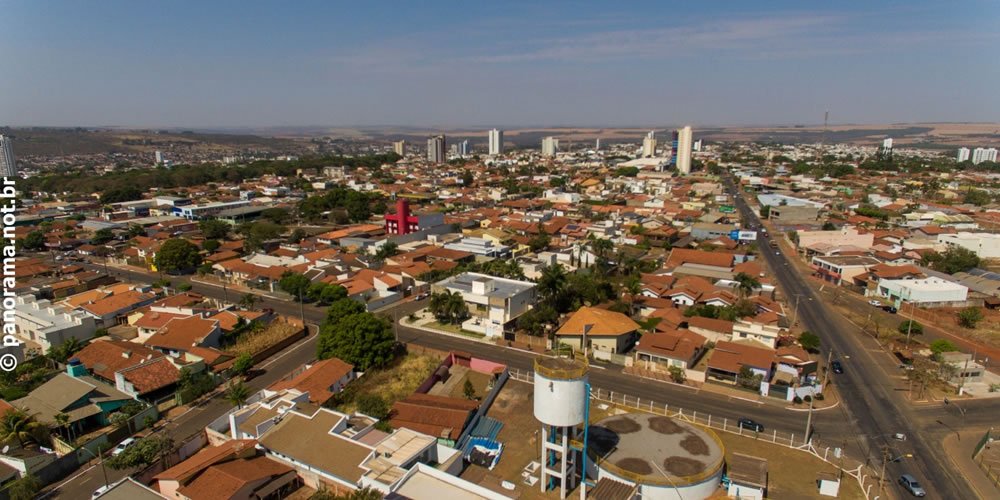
[332,353,441,414]
[426,321,486,339]
[718,432,865,500]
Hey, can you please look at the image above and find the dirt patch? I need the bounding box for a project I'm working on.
[604,417,642,434]
[649,416,684,435]
[680,433,710,456]
[663,456,706,476]
[616,457,653,476]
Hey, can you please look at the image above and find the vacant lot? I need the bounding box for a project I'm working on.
[334,352,440,413]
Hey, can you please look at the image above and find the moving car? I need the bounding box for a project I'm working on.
[882,305,898,314]
[111,437,136,456]
[898,474,926,497]
[831,360,844,374]
[737,417,764,432]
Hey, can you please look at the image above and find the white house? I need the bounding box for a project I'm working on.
[731,319,782,349]
[13,295,97,351]
[431,272,537,337]
[938,232,1000,259]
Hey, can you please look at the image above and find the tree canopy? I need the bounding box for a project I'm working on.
[923,246,980,274]
[154,239,202,274]
[317,299,396,371]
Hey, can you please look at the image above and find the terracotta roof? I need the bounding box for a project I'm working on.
[707,340,775,374]
[132,310,188,330]
[557,306,640,337]
[155,440,258,482]
[150,292,205,308]
[665,248,734,269]
[389,393,477,441]
[687,316,734,334]
[79,290,154,317]
[177,455,294,500]
[145,315,219,351]
[869,263,925,280]
[119,357,180,394]
[267,358,354,404]
[73,340,164,381]
[636,329,706,362]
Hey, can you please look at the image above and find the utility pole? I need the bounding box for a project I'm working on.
[822,349,834,389]
[804,392,815,444]
[879,443,891,495]
[298,288,305,327]
[905,301,916,346]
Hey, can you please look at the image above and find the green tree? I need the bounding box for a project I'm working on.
[529,228,551,252]
[356,394,389,419]
[317,312,395,371]
[964,188,991,206]
[202,239,221,252]
[105,435,173,470]
[48,337,85,364]
[22,231,46,251]
[225,380,251,409]
[231,353,254,376]
[798,331,821,353]
[198,219,231,240]
[429,292,470,325]
[91,228,115,245]
[154,239,202,274]
[924,246,980,274]
[128,223,147,238]
[463,379,477,400]
[289,228,307,244]
[537,263,568,301]
[239,221,284,252]
[100,186,143,204]
[324,298,366,325]
[0,410,45,448]
[279,272,311,300]
[239,293,259,310]
[374,242,399,260]
[320,284,348,305]
[958,307,983,329]
[733,272,762,299]
[929,339,958,359]
[261,207,290,224]
[897,320,923,337]
[6,473,41,500]
[667,365,686,384]
[517,303,559,337]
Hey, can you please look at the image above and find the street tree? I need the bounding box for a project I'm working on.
[798,331,821,353]
[154,239,202,274]
[278,272,311,300]
[225,380,251,409]
[198,219,231,240]
[317,311,395,371]
[957,307,983,329]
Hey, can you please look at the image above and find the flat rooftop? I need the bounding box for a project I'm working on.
[436,272,535,298]
[587,413,724,486]
[813,255,881,267]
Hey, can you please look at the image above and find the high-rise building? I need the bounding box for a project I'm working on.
[541,136,559,157]
[595,138,601,151]
[693,139,703,152]
[972,147,998,165]
[882,138,893,151]
[154,151,164,165]
[0,135,18,178]
[957,147,970,162]
[393,140,406,156]
[488,129,504,155]
[427,135,446,164]
[671,126,693,174]
[457,140,470,156]
[642,131,657,158]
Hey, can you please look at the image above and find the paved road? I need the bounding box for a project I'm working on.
[728,179,995,499]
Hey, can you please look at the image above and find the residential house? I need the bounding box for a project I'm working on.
[155,439,297,500]
[145,315,223,356]
[14,370,133,435]
[389,393,478,447]
[706,341,775,384]
[634,329,707,372]
[686,317,734,344]
[76,289,156,327]
[555,306,640,355]
[268,358,355,406]
[664,248,735,280]
[431,273,537,337]
[731,319,783,349]
[810,255,881,286]
[13,295,97,351]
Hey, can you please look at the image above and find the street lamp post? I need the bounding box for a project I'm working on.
[79,446,110,490]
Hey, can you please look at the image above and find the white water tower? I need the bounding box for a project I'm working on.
[534,356,588,498]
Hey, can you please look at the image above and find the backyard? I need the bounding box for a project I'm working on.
[332,352,441,414]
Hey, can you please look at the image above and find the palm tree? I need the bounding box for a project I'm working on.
[733,272,762,299]
[0,409,44,448]
[54,412,73,443]
[239,293,259,311]
[225,380,251,409]
[537,263,568,301]
[49,337,84,364]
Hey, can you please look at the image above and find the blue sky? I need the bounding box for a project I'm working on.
[2,1,998,128]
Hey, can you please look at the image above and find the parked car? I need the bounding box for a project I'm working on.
[92,484,112,499]
[882,305,898,314]
[414,292,429,301]
[868,300,882,307]
[111,437,137,457]
[898,474,926,497]
[831,360,844,374]
[737,418,764,432]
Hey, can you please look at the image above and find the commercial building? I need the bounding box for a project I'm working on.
[938,232,1000,259]
[383,199,444,236]
[642,131,657,158]
[877,277,969,306]
[393,140,406,156]
[810,255,881,285]
[796,227,873,252]
[671,126,693,174]
[431,272,537,337]
[427,135,446,164]
[442,237,511,258]
[0,135,17,178]
[173,200,251,220]
[541,136,559,157]
[488,128,503,155]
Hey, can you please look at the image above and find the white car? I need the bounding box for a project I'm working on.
[92,484,112,498]
[111,437,137,456]
[868,300,882,307]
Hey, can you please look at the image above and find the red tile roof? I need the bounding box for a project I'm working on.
[268,358,354,404]
[145,316,219,351]
[73,340,164,381]
[119,357,180,394]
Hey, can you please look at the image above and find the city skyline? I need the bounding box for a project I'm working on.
[2,1,998,128]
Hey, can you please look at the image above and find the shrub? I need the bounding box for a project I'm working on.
[793,396,803,404]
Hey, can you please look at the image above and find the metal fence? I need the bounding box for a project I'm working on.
[973,428,1000,490]
[509,367,885,499]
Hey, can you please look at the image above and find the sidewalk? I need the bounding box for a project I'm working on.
[941,429,999,499]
